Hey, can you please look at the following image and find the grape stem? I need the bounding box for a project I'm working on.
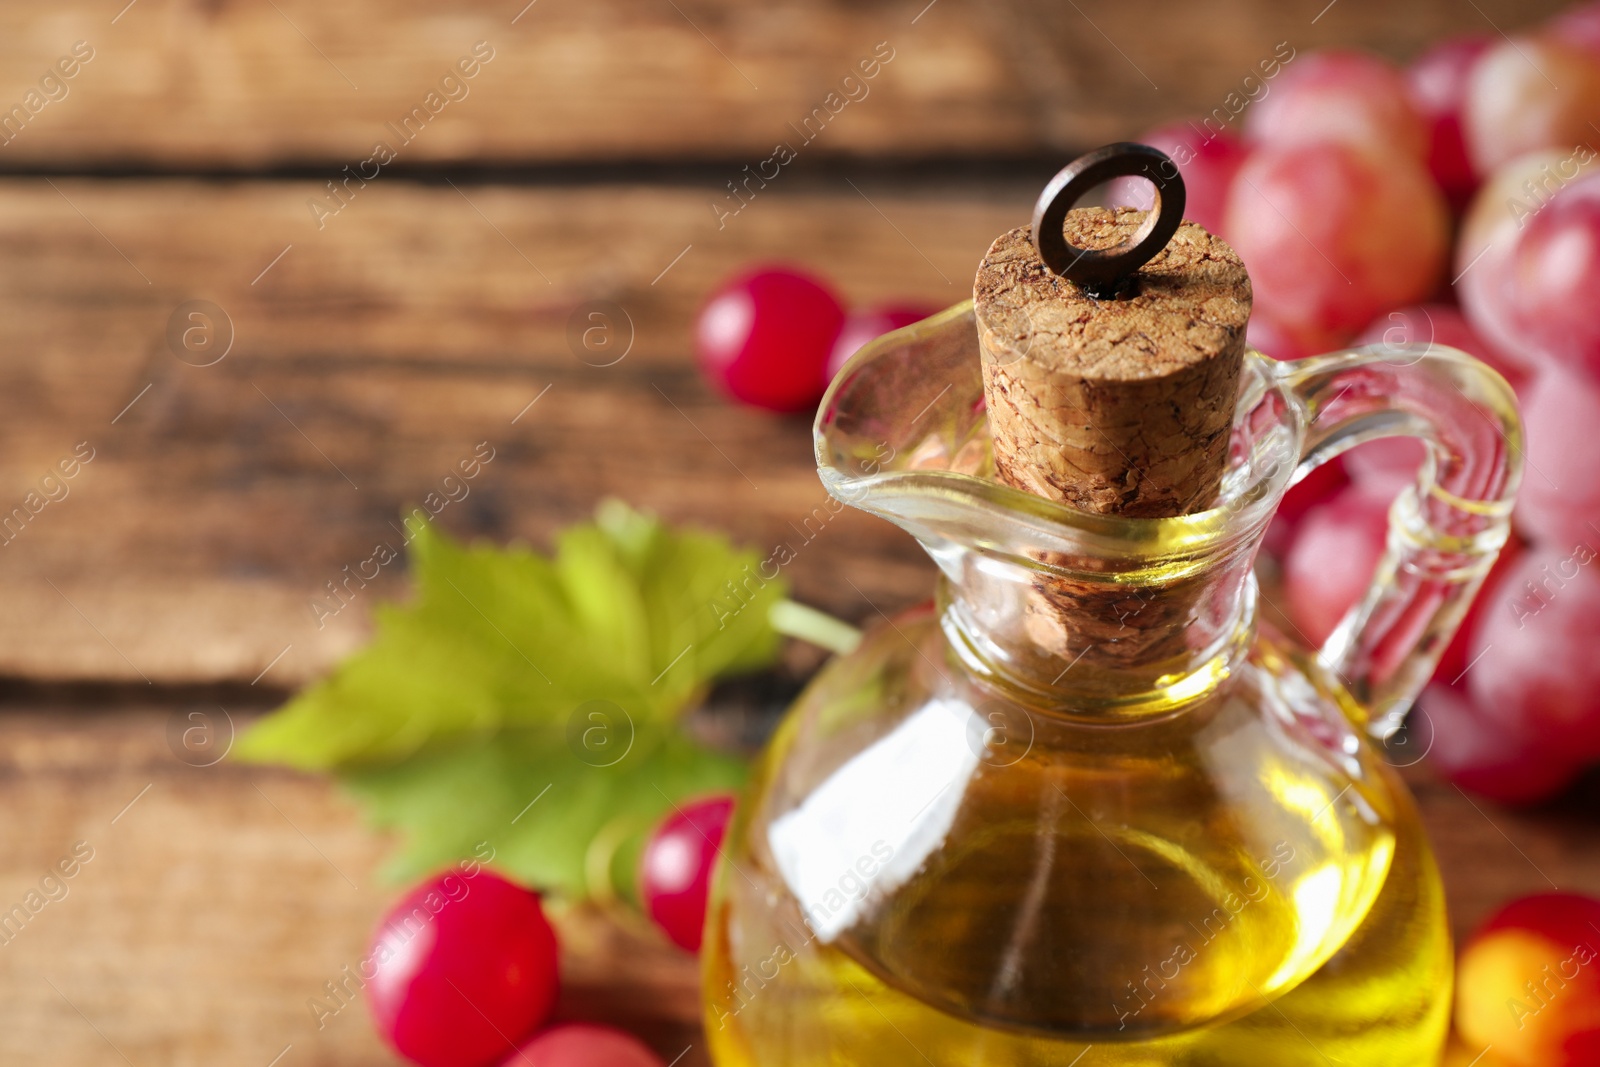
[769,599,861,655]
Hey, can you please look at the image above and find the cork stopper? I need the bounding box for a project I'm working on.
[975,210,1252,518]
[967,146,1254,681]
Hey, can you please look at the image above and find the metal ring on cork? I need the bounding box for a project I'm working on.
[1031,142,1187,298]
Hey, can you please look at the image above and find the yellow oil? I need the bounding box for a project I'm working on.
[702,619,1453,1066]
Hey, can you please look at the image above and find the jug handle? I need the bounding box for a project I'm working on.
[1270,343,1523,739]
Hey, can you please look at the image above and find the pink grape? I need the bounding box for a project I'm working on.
[1515,367,1600,548]
[1345,302,1465,499]
[825,304,938,383]
[1455,149,1593,371]
[1283,482,1390,648]
[1245,309,1323,362]
[1246,50,1428,161]
[1277,480,1516,684]
[1226,141,1449,349]
[1354,302,1526,392]
[695,266,845,413]
[638,794,734,952]
[1509,172,1600,381]
[1420,683,1580,805]
[1436,535,1522,687]
[1463,35,1600,175]
[1106,123,1249,235]
[503,1024,664,1067]
[1405,35,1493,208]
[1335,428,1522,687]
[1342,437,1422,500]
[1469,543,1600,760]
[366,870,560,1067]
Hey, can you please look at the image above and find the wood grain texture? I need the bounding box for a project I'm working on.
[0,1,1589,1062]
[0,704,708,1067]
[0,0,1567,168]
[0,177,1024,684]
[0,703,1589,1066]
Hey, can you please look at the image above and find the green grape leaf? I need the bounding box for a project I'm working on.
[343,727,747,897]
[232,501,783,895]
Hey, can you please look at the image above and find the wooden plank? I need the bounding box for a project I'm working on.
[0,0,1567,168]
[0,704,707,1067]
[0,703,1592,1066]
[0,177,1017,684]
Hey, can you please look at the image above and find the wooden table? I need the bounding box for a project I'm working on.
[0,2,1591,1064]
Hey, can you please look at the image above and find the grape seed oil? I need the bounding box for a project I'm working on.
[703,618,1453,1067]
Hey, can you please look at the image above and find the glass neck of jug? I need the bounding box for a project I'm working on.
[931,527,1262,715]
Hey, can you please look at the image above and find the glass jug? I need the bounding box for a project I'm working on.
[702,302,1521,1066]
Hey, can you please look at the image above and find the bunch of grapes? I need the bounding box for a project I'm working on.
[1113,7,1600,814]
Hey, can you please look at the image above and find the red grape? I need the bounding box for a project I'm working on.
[1262,454,1348,561]
[367,870,560,1067]
[503,1024,664,1067]
[1405,35,1493,209]
[1457,893,1600,1066]
[1469,543,1600,760]
[1418,682,1579,805]
[1510,173,1600,381]
[1463,35,1600,175]
[1516,367,1600,548]
[638,794,734,952]
[1226,141,1449,352]
[1283,482,1390,648]
[695,266,845,413]
[1106,123,1249,236]
[1355,302,1526,393]
[825,304,938,383]
[1246,50,1427,161]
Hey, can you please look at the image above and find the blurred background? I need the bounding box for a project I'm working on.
[0,0,1595,1064]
